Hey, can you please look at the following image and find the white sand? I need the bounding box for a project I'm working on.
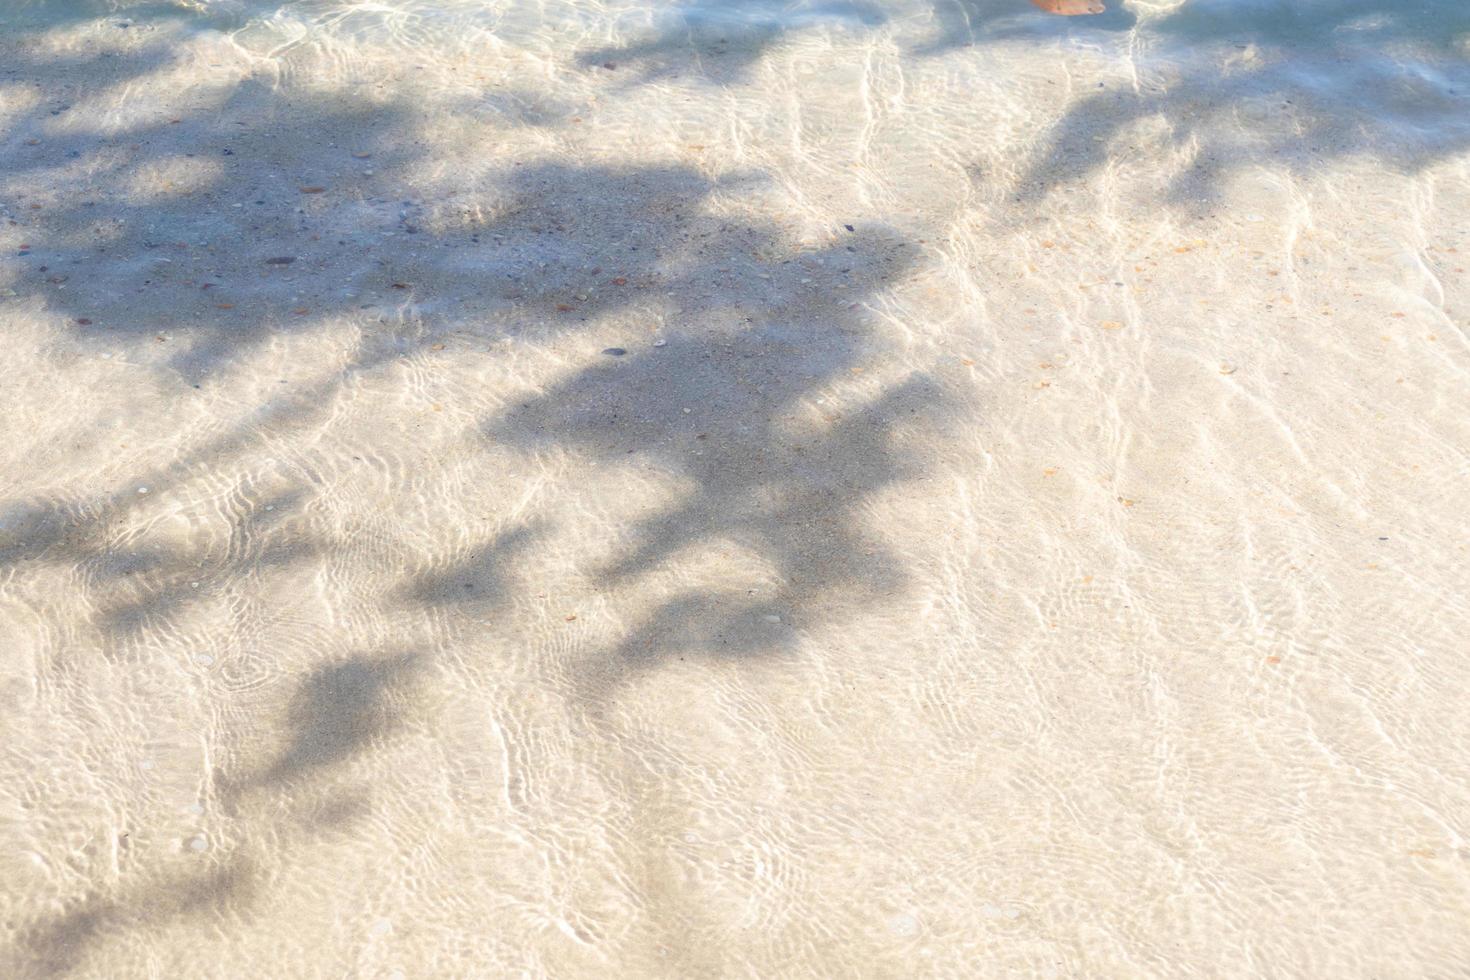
[2,1,1468,976]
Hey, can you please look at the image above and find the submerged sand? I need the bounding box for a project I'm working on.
[2,0,1469,976]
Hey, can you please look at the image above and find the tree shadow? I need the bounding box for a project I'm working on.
[222,651,425,795]
[3,1,951,972]
[0,1,215,32]
[398,521,547,614]
[2,5,574,383]
[577,0,888,86]
[3,14,480,973]
[7,649,424,978]
[10,859,260,979]
[0,11,557,667]
[581,370,940,697]
[1012,0,1470,209]
[570,0,1135,85]
[475,161,946,703]
[1155,0,1470,51]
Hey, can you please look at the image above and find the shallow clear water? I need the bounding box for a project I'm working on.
[2,1,1468,977]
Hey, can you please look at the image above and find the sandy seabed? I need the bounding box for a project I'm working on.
[2,1,1469,977]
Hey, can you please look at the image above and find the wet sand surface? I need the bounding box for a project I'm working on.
[2,1,1469,977]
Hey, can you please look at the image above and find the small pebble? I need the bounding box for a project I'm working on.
[137,487,148,494]
[601,347,627,357]
[762,614,782,624]
[189,836,207,852]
